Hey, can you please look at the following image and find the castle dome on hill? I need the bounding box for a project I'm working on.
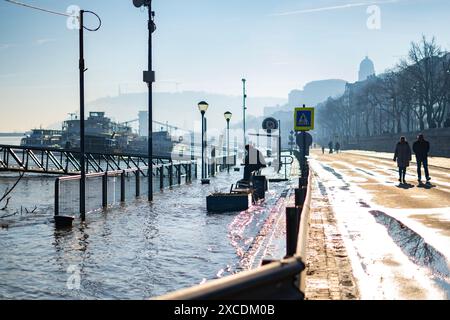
[358,56,376,82]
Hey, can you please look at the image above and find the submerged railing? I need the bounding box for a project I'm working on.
[54,160,197,216]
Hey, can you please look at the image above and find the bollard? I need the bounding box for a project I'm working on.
[299,177,308,188]
[54,179,60,216]
[160,166,164,189]
[135,171,140,197]
[120,171,126,202]
[102,173,108,207]
[295,187,307,206]
[188,163,192,183]
[194,162,197,179]
[286,207,301,257]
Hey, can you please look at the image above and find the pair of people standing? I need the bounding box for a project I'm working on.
[394,134,431,185]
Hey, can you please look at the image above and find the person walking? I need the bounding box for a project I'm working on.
[335,142,341,154]
[412,134,431,184]
[393,136,412,184]
[321,146,325,154]
[328,141,333,154]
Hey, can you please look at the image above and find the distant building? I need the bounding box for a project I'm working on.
[288,79,347,107]
[264,104,282,116]
[139,111,148,137]
[358,56,376,82]
[288,90,304,107]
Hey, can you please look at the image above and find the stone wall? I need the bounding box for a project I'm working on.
[342,128,450,158]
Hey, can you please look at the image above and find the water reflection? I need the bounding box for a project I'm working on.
[1,169,291,299]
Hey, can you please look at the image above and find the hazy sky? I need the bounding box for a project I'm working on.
[1,0,450,131]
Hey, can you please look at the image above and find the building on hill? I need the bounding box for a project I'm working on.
[358,56,376,82]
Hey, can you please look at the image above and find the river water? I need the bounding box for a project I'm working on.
[0,154,291,299]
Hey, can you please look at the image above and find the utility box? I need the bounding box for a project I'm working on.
[206,192,252,213]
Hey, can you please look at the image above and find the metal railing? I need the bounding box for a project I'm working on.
[55,160,196,216]
[281,155,294,180]
[0,144,171,175]
[156,256,305,300]
[155,159,313,300]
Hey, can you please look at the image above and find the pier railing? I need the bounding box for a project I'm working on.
[55,160,197,216]
[156,159,312,300]
[0,144,173,175]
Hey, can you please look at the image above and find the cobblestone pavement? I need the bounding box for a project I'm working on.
[304,172,360,300]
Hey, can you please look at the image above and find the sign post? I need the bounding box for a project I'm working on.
[294,105,314,177]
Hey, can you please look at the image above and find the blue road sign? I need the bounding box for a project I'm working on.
[294,107,314,131]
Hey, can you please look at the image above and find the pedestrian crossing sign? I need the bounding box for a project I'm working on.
[294,107,314,131]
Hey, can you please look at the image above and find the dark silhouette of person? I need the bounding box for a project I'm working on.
[394,136,412,184]
[412,134,431,184]
[335,142,341,154]
[328,141,333,154]
[242,144,267,182]
[321,146,325,154]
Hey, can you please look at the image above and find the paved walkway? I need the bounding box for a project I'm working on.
[304,172,359,300]
[344,149,450,169]
[309,149,450,299]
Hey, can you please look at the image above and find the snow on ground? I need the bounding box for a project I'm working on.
[310,158,449,299]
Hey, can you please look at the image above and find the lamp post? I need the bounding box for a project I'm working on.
[79,10,86,221]
[224,111,232,173]
[278,119,281,173]
[78,10,101,221]
[198,101,209,184]
[132,0,155,201]
[242,78,247,147]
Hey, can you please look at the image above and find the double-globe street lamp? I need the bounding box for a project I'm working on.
[224,111,232,173]
[198,101,209,184]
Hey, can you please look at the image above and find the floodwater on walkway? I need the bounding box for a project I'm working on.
[0,167,290,299]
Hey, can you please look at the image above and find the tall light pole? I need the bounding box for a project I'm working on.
[132,0,155,201]
[198,101,209,184]
[79,10,86,221]
[242,78,247,147]
[278,119,281,173]
[224,111,232,173]
[78,10,101,221]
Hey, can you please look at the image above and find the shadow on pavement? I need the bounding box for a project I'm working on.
[396,183,415,190]
[417,182,436,190]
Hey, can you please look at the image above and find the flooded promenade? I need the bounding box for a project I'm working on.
[0,158,292,299]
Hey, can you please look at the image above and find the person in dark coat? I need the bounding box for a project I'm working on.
[412,134,431,184]
[393,136,412,184]
[335,142,341,154]
[242,144,267,181]
[328,141,333,154]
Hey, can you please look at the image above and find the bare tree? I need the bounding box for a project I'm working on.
[400,36,448,129]
[0,172,25,210]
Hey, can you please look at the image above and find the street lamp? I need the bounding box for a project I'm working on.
[224,111,232,173]
[242,79,247,147]
[78,10,101,221]
[132,0,155,201]
[198,101,209,184]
